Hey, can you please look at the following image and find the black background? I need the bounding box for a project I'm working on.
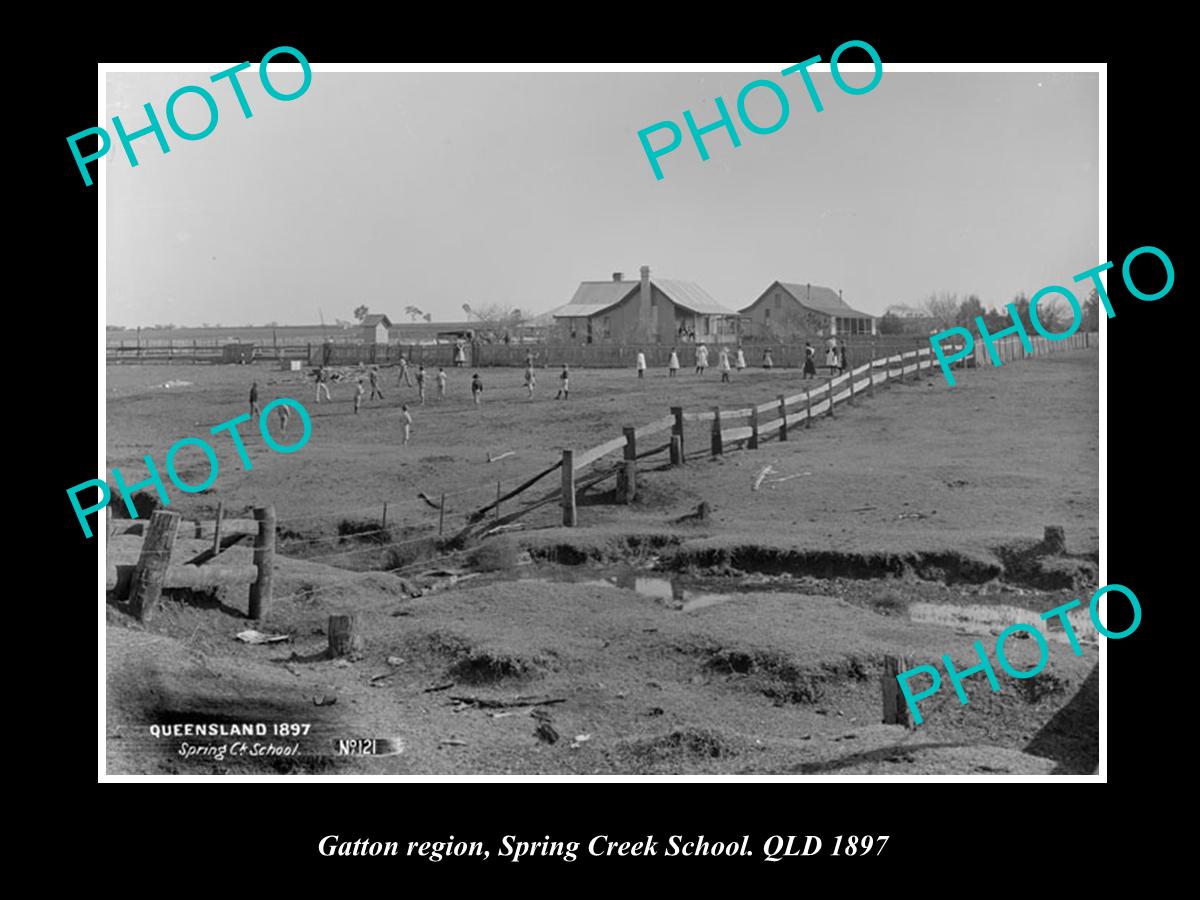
[34,11,1178,880]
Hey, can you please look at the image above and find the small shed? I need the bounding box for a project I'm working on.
[360,314,393,344]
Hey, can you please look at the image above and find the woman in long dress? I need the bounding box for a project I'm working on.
[735,346,746,371]
[719,347,732,382]
[695,344,709,375]
[668,347,680,377]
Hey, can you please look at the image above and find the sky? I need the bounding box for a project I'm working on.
[105,68,1099,327]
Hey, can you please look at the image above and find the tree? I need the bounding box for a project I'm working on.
[353,305,369,322]
[921,292,960,328]
[468,303,522,333]
[462,303,473,320]
[877,312,905,335]
[956,295,985,327]
[405,305,424,322]
[1082,288,1100,331]
[423,312,432,323]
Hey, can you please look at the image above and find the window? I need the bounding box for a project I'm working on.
[764,308,771,322]
[774,293,781,308]
[603,316,612,338]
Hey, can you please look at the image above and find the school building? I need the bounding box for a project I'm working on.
[553,266,741,345]
[739,282,876,341]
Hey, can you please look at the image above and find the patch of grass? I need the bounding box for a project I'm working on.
[468,537,520,572]
[625,727,739,762]
[337,519,391,543]
[113,490,161,520]
[448,649,546,683]
[866,590,910,617]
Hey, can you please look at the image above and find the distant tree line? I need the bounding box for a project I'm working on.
[878,289,1102,335]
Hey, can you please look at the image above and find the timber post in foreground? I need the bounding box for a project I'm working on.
[777,395,788,441]
[882,656,914,728]
[248,505,276,621]
[711,407,723,457]
[670,434,682,466]
[805,391,813,428]
[676,408,686,465]
[749,408,759,450]
[561,449,577,527]
[211,500,224,555]
[132,509,181,623]
[327,614,362,658]
[618,426,637,504]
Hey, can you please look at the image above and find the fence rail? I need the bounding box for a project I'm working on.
[441,332,1097,532]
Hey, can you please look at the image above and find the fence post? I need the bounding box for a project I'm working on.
[618,426,637,503]
[211,500,224,555]
[670,434,682,466]
[711,407,723,457]
[248,505,276,622]
[671,406,685,462]
[806,391,813,428]
[778,395,788,442]
[882,656,914,728]
[131,509,181,623]
[561,449,577,527]
[868,363,876,397]
[749,407,759,450]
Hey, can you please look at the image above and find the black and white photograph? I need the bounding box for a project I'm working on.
[94,60,1108,779]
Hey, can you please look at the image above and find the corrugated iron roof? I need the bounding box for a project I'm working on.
[553,281,638,318]
[360,314,392,327]
[654,279,738,316]
[777,283,872,319]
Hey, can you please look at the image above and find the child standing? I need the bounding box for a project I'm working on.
[555,365,570,400]
[397,355,413,387]
[437,367,447,399]
[471,372,484,406]
[249,381,260,417]
[276,402,291,437]
[416,365,427,404]
[719,347,732,383]
[636,351,646,379]
[401,403,412,444]
[368,366,384,400]
[668,347,679,377]
[524,365,536,399]
[695,343,709,375]
[354,378,364,414]
[763,348,774,369]
[314,366,332,403]
[735,345,746,372]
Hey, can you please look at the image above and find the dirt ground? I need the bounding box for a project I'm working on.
[103,350,1100,775]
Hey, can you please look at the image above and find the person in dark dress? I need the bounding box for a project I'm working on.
[803,342,816,379]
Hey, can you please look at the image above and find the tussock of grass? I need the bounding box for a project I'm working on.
[468,537,520,572]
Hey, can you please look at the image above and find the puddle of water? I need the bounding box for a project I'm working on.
[516,569,738,613]
[909,602,1097,645]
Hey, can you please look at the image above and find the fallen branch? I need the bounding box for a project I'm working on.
[752,465,775,491]
[487,451,515,463]
[448,695,567,709]
[422,681,455,693]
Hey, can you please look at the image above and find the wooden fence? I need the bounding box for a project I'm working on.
[446,332,1098,535]
[107,505,277,623]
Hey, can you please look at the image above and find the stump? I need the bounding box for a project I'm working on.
[1042,525,1067,556]
[881,656,914,728]
[327,614,363,658]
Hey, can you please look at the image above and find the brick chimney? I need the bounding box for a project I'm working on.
[612,272,624,282]
[640,265,653,336]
